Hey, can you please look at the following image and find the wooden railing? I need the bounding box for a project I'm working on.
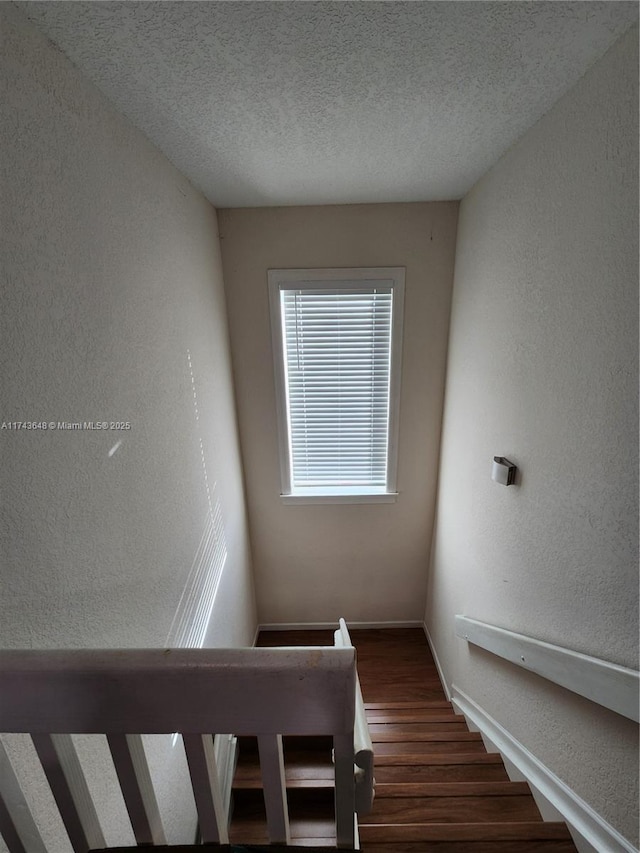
[0,643,361,851]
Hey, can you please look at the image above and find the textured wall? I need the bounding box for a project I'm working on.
[0,6,256,849]
[426,27,638,844]
[219,203,458,624]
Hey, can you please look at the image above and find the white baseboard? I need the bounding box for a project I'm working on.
[451,684,638,853]
[422,622,451,701]
[257,620,424,632]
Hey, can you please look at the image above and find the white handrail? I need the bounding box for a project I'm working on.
[455,615,639,723]
[0,647,356,734]
[0,645,357,851]
[334,618,375,816]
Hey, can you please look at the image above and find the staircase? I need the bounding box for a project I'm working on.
[230,628,578,852]
[359,698,576,852]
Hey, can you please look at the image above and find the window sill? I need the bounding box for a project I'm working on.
[280,492,399,505]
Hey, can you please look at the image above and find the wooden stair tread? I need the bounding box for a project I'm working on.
[374,741,488,755]
[234,788,333,805]
[235,752,333,778]
[359,822,574,841]
[95,847,339,853]
[367,713,462,724]
[362,796,541,823]
[234,777,335,789]
[374,764,509,783]
[371,731,483,743]
[374,752,504,766]
[229,826,336,845]
[235,768,334,782]
[369,721,469,732]
[359,841,577,852]
[374,782,532,797]
[365,701,453,710]
[230,832,336,846]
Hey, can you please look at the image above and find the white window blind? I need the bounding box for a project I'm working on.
[269,269,404,501]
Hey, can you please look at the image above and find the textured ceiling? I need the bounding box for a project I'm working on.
[17,1,639,207]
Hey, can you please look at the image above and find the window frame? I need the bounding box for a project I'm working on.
[268,267,405,504]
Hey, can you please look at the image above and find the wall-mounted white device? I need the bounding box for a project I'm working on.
[492,456,517,485]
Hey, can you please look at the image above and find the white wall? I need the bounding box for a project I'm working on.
[426,26,638,845]
[0,6,256,849]
[219,203,458,624]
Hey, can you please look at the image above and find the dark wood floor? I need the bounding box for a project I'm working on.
[256,627,448,703]
[229,628,577,852]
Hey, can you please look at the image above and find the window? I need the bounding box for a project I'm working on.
[268,267,404,503]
